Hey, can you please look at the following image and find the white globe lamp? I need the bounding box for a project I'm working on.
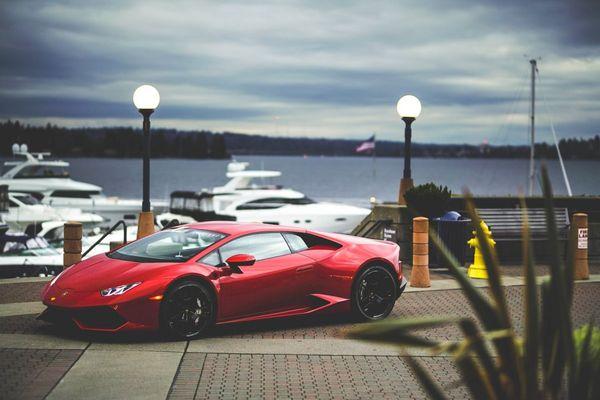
[133,85,160,110]
[396,95,421,119]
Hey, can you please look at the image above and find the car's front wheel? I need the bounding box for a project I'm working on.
[352,265,397,321]
[159,280,216,340]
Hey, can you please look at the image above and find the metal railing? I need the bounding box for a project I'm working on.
[82,220,128,258]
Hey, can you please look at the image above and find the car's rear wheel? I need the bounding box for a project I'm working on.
[352,265,397,321]
[160,280,215,340]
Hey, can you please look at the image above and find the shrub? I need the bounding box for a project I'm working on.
[404,183,451,219]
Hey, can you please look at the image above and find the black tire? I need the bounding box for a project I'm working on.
[351,265,397,321]
[159,280,216,340]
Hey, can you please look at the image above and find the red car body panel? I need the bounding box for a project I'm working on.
[40,222,405,333]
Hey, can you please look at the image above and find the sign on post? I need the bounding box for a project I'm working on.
[383,227,397,242]
[578,228,588,250]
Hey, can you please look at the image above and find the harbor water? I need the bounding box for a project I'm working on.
[59,156,600,207]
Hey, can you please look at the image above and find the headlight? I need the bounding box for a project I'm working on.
[100,282,141,297]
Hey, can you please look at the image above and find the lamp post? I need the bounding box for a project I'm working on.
[133,84,160,238]
[396,94,421,204]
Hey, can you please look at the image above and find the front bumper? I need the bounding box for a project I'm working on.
[38,305,127,331]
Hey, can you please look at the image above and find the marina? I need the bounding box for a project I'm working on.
[1,1,599,399]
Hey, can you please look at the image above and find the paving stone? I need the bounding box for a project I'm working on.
[0,348,82,400]
[170,353,470,400]
[168,353,207,400]
[0,281,47,304]
[1,283,598,341]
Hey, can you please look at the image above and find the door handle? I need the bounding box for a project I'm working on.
[296,265,314,273]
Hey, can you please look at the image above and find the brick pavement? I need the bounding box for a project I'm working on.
[0,348,83,400]
[0,281,598,399]
[0,281,46,304]
[167,353,470,400]
[1,283,598,341]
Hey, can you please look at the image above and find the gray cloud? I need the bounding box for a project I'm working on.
[0,0,598,143]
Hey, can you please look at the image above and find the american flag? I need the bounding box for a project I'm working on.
[355,135,376,153]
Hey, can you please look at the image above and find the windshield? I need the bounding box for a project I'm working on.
[14,165,70,179]
[109,228,226,262]
[14,194,40,205]
[1,236,55,255]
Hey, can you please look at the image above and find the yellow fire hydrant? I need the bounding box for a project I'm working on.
[467,221,496,279]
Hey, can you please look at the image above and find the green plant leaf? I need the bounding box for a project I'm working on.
[464,193,523,395]
[453,353,495,400]
[520,197,539,400]
[540,165,574,397]
[402,351,451,400]
[569,323,596,400]
[429,228,502,330]
[348,316,458,347]
[459,319,506,399]
[464,193,510,327]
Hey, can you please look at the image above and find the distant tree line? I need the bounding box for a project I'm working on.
[0,120,229,159]
[223,131,600,159]
[1,120,598,159]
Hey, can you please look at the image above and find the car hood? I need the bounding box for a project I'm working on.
[55,253,175,292]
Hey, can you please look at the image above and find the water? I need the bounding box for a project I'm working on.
[58,156,600,207]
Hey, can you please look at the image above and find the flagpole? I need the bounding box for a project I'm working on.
[372,134,376,179]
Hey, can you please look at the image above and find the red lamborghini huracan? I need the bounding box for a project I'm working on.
[40,222,407,339]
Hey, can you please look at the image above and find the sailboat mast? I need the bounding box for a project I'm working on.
[528,59,537,195]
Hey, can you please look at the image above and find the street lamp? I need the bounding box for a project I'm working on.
[133,84,160,238]
[396,94,421,204]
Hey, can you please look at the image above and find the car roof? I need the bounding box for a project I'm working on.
[183,221,308,236]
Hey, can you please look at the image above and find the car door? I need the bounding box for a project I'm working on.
[215,232,315,320]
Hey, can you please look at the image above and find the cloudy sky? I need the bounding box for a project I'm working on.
[1,0,598,144]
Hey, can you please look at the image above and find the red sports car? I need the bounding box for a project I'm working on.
[40,222,407,339]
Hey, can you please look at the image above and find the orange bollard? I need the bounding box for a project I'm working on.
[63,221,82,268]
[411,217,431,288]
[137,211,155,239]
[572,213,589,280]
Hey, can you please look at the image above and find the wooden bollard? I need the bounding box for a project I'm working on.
[411,217,431,288]
[572,213,589,280]
[63,221,82,268]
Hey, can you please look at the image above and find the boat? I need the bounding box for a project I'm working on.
[2,191,103,232]
[0,145,167,226]
[0,224,63,278]
[35,212,195,259]
[207,161,370,233]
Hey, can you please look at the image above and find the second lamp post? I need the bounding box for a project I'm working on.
[396,94,421,204]
[133,84,160,238]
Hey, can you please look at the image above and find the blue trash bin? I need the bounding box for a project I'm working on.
[431,211,471,268]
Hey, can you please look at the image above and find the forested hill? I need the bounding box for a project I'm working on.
[1,120,598,159]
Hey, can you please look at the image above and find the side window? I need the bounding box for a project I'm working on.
[219,233,291,262]
[200,251,222,266]
[283,233,308,252]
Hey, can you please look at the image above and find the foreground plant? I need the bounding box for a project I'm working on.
[350,165,599,399]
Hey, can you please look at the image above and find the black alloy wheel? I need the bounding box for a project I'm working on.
[160,281,215,339]
[352,265,397,321]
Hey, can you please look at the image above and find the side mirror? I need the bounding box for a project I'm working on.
[225,254,255,273]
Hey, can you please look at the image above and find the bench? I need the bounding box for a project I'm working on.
[476,208,570,262]
[477,208,570,239]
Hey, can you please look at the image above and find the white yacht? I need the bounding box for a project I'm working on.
[37,212,195,259]
[0,226,63,278]
[3,192,103,232]
[209,161,370,233]
[0,145,166,226]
